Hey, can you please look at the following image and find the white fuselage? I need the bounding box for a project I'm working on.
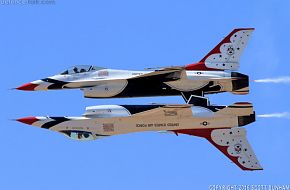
[31,69,236,98]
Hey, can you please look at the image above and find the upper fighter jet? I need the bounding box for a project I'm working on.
[16,28,254,104]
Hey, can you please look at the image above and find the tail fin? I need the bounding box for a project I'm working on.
[186,28,254,71]
[172,102,260,170]
[174,128,262,170]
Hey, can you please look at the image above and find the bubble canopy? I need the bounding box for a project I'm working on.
[60,65,106,75]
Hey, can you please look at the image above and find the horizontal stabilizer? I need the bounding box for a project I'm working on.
[216,102,254,117]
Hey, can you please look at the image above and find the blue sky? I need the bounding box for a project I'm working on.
[1,0,290,189]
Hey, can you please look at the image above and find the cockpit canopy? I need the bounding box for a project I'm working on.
[60,65,106,75]
[60,130,96,141]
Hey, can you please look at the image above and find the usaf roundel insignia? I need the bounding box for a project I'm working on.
[234,143,242,154]
[227,45,235,55]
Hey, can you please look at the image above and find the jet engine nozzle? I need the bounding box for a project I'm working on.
[238,112,256,127]
[231,72,249,95]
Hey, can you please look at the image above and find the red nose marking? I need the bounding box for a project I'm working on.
[17,117,39,125]
[16,83,38,91]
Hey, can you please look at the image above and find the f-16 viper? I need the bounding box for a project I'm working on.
[16,28,254,104]
[17,102,262,171]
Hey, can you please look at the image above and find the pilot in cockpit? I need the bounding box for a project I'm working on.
[73,67,79,73]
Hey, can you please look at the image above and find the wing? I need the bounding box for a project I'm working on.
[132,67,184,80]
[173,127,263,171]
[79,67,184,87]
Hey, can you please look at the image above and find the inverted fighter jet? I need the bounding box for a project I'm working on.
[16,28,254,105]
[17,102,262,170]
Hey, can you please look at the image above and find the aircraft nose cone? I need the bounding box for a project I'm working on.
[17,117,39,125]
[16,82,39,91]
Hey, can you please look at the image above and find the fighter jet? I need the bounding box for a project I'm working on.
[17,102,262,170]
[16,28,254,105]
